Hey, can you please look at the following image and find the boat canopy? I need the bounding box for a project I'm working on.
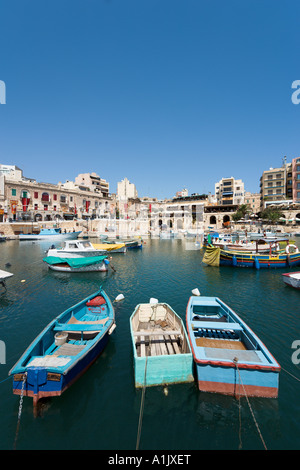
[43,255,107,268]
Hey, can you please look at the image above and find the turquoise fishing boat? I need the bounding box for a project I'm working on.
[43,255,110,272]
[130,301,193,387]
[186,295,280,398]
[9,287,116,409]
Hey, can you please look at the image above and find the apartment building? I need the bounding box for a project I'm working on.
[244,192,260,214]
[292,157,300,202]
[215,177,245,206]
[260,159,292,209]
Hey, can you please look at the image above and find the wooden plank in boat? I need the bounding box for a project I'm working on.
[195,337,247,350]
[140,336,146,357]
[158,335,168,355]
[170,335,181,354]
[133,330,182,337]
[165,336,175,355]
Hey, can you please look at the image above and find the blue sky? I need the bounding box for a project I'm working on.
[0,0,300,199]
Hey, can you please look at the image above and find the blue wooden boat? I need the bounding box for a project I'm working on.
[203,243,300,269]
[9,287,116,408]
[186,295,280,398]
[130,301,193,387]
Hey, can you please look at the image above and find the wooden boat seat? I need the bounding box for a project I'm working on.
[196,337,247,350]
[53,315,109,332]
[67,315,108,325]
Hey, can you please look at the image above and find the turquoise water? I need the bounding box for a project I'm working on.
[0,238,300,450]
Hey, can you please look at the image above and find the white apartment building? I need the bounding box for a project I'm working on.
[117,177,138,200]
[215,177,245,206]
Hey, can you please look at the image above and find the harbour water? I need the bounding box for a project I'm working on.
[0,237,300,450]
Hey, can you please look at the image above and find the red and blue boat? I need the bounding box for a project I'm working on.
[186,295,280,398]
[9,287,116,409]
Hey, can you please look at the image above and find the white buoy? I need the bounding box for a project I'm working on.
[192,288,200,296]
[149,297,158,304]
[114,294,124,302]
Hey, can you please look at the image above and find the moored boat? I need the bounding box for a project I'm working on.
[9,287,116,409]
[282,271,300,289]
[130,301,193,387]
[19,228,81,241]
[203,243,300,268]
[186,295,280,397]
[92,242,126,253]
[43,255,110,272]
[46,240,108,258]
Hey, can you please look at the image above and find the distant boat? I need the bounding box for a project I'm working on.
[203,244,300,268]
[130,301,193,387]
[46,240,108,258]
[19,228,81,241]
[0,235,6,242]
[9,287,116,409]
[282,271,300,290]
[186,295,280,397]
[43,255,110,272]
[92,242,126,253]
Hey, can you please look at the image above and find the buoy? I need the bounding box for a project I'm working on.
[254,257,260,270]
[163,386,168,396]
[149,297,158,304]
[192,288,201,296]
[21,280,26,283]
[114,294,124,302]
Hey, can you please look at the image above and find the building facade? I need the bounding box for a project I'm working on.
[215,177,245,206]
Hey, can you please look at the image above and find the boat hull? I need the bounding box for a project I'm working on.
[12,332,110,402]
[10,288,115,405]
[48,262,108,272]
[282,272,300,289]
[19,231,81,241]
[186,296,280,398]
[219,250,300,268]
[130,303,193,387]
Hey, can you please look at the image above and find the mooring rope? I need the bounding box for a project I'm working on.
[136,355,148,450]
[233,358,268,451]
[281,367,300,382]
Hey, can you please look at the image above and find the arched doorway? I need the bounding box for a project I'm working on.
[209,215,217,225]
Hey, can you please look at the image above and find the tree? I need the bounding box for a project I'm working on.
[232,204,250,222]
[260,207,283,224]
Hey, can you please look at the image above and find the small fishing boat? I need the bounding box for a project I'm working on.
[130,301,193,387]
[9,287,116,408]
[92,242,126,253]
[203,243,300,269]
[46,240,108,258]
[282,271,300,289]
[43,255,110,272]
[186,295,280,397]
[19,228,81,241]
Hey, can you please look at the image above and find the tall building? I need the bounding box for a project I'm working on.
[117,177,138,200]
[292,157,300,202]
[260,157,292,208]
[215,177,245,206]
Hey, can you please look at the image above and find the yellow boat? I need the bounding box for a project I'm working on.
[92,243,126,253]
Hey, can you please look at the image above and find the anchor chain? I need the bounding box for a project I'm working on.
[13,372,27,450]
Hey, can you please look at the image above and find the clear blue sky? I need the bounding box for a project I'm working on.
[0,0,300,199]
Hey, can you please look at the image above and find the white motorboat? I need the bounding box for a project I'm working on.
[282,271,300,289]
[46,240,108,258]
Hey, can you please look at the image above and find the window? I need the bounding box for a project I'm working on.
[44,205,48,211]
[297,165,300,172]
[53,194,57,201]
[34,204,38,210]
[34,192,38,198]
[22,191,28,198]
[70,196,73,202]
[268,190,273,195]
[60,195,66,203]
[53,205,56,211]
[42,192,49,202]
[11,188,16,196]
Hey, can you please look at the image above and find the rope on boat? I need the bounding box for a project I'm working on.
[13,372,27,450]
[136,355,148,451]
[233,358,268,451]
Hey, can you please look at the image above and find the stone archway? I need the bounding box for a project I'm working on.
[209,215,217,225]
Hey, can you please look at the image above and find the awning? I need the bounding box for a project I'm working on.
[43,255,107,268]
